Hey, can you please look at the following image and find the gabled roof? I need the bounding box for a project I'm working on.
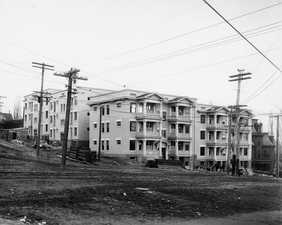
[136,92,163,100]
[262,134,275,146]
[198,105,229,113]
[168,97,194,104]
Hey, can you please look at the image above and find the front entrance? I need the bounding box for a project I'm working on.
[162,147,166,160]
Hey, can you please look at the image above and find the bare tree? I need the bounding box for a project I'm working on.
[13,99,22,120]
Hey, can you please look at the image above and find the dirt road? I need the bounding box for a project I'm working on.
[0,143,281,225]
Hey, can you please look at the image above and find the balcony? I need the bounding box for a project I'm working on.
[167,113,192,123]
[240,126,251,132]
[167,132,191,140]
[135,112,161,121]
[206,139,228,147]
[136,131,161,139]
[206,123,228,130]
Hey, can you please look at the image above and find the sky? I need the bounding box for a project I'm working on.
[0,0,281,132]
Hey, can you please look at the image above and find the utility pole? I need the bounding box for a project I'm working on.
[270,114,281,178]
[226,107,233,173]
[0,96,6,112]
[97,105,103,161]
[54,68,87,167]
[229,69,252,175]
[32,62,54,157]
[276,115,280,178]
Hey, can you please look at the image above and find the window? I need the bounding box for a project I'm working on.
[116,102,122,108]
[106,105,110,115]
[50,129,52,137]
[101,123,105,133]
[116,120,121,127]
[129,140,136,151]
[116,139,121,145]
[162,111,167,120]
[34,117,38,124]
[216,147,220,156]
[130,103,136,113]
[101,140,105,150]
[93,123,97,128]
[93,106,97,111]
[185,143,190,151]
[93,140,97,145]
[87,112,90,116]
[106,140,109,150]
[244,148,248,156]
[74,127,77,136]
[106,122,110,132]
[200,115,206,124]
[130,121,137,132]
[200,130,205,140]
[178,142,184,151]
[178,124,184,133]
[45,124,48,132]
[45,111,48,119]
[161,130,166,138]
[200,147,205,156]
[171,106,176,113]
[184,124,190,134]
[101,106,105,116]
[74,112,77,120]
[50,116,53,123]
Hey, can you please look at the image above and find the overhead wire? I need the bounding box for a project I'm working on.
[202,0,281,72]
[105,1,282,59]
[96,22,282,75]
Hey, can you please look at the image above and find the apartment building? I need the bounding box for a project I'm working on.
[23,87,112,145]
[195,105,252,169]
[88,89,196,162]
[23,88,59,139]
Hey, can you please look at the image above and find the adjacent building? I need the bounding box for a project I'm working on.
[252,119,275,172]
[23,87,113,145]
[88,89,253,168]
[88,89,196,162]
[195,105,252,169]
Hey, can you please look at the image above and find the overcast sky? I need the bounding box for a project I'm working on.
[0,0,281,131]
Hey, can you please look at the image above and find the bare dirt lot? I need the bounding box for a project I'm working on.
[0,143,281,225]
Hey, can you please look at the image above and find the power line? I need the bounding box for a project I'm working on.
[32,62,54,157]
[244,71,281,104]
[97,22,282,74]
[105,1,282,59]
[202,0,281,72]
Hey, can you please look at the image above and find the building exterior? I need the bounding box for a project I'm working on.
[252,119,275,172]
[23,88,59,139]
[88,89,196,162]
[23,87,112,145]
[195,105,253,169]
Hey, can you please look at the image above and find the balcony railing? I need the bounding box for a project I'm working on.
[136,131,161,139]
[206,139,228,146]
[168,132,191,140]
[135,113,161,120]
[206,123,228,130]
[167,113,192,122]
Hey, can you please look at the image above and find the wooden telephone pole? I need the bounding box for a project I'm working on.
[54,68,87,167]
[32,62,54,157]
[270,114,281,178]
[228,69,252,175]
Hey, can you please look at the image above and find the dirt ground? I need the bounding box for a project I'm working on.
[0,142,281,225]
